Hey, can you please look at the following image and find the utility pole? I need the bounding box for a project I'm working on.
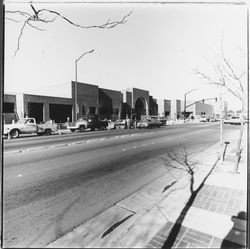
[219,86,223,159]
[184,89,197,119]
[74,49,94,122]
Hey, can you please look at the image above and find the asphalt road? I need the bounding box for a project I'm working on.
[3,123,237,247]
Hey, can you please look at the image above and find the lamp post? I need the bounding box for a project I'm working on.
[184,89,197,119]
[74,49,94,122]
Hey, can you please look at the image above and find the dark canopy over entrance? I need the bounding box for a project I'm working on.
[49,104,72,123]
[28,102,44,123]
[135,98,146,120]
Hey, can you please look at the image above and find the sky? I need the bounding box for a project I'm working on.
[4,1,248,111]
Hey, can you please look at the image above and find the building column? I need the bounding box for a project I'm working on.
[44,103,50,121]
[16,93,24,120]
[145,100,149,116]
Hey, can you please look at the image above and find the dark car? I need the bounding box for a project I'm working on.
[87,115,108,131]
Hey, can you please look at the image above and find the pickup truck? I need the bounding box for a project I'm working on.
[3,118,58,139]
[67,116,108,132]
[67,118,88,132]
[86,116,108,131]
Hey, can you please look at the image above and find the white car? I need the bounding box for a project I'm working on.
[230,116,244,125]
[223,119,232,124]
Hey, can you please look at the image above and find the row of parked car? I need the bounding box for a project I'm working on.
[3,115,165,139]
[198,115,246,125]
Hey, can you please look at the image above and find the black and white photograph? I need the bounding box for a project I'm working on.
[1,0,248,248]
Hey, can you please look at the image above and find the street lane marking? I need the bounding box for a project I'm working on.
[122,149,126,151]
[74,141,86,144]
[18,174,22,177]
[6,126,206,154]
[133,146,137,149]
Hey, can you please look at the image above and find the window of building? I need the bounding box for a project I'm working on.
[113,108,119,114]
[89,107,96,114]
[82,105,86,115]
[3,102,14,113]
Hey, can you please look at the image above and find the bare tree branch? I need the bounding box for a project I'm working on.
[27,21,46,31]
[6,10,32,18]
[220,34,245,94]
[6,4,132,55]
[194,69,243,101]
[14,19,29,56]
[6,17,20,22]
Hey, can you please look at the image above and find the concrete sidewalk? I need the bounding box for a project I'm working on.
[47,127,247,248]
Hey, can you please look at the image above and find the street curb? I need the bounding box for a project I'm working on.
[47,141,221,248]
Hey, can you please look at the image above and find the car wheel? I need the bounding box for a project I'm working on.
[79,126,85,132]
[10,129,19,139]
[44,129,52,136]
[70,129,76,132]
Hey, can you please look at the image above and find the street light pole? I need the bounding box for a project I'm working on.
[184,89,197,119]
[74,49,94,122]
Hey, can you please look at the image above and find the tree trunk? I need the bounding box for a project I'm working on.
[234,101,245,173]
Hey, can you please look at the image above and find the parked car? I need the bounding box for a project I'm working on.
[199,115,209,122]
[230,116,244,125]
[223,119,232,124]
[67,115,108,132]
[114,119,126,129]
[199,117,207,122]
[149,116,165,126]
[3,118,58,139]
[137,119,161,129]
[67,117,88,132]
[107,120,116,130]
[209,117,216,122]
[86,115,108,131]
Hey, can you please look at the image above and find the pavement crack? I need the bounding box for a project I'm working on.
[116,204,136,214]
[101,214,134,239]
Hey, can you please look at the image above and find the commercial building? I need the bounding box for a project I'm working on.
[3,81,220,124]
[157,99,171,117]
[3,82,158,124]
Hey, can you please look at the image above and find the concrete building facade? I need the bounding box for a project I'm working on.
[121,87,151,120]
[157,99,171,117]
[3,82,157,124]
[3,81,219,124]
[98,88,123,121]
[170,99,182,119]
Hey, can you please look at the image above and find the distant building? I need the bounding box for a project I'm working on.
[213,101,228,119]
[157,99,171,117]
[171,99,181,120]
[180,99,224,119]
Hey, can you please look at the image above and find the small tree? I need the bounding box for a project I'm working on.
[5,4,132,55]
[195,40,246,173]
